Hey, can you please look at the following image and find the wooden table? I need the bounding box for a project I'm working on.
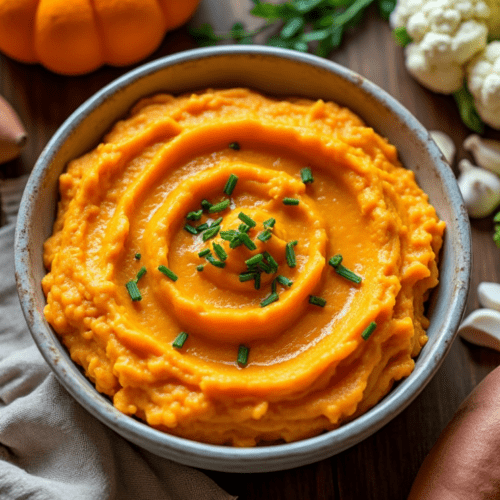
[2,1,500,498]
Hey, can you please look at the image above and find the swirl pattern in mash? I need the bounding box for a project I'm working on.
[42,88,445,446]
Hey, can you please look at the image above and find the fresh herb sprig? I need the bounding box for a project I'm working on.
[190,0,392,58]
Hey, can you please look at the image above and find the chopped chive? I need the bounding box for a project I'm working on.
[336,265,363,284]
[239,272,256,282]
[209,199,230,213]
[135,253,141,260]
[173,331,188,349]
[186,209,203,221]
[258,260,273,274]
[238,223,250,233]
[196,264,204,271]
[285,241,297,268]
[238,232,257,250]
[263,218,276,229]
[206,255,226,268]
[329,254,343,268]
[283,197,300,206]
[198,248,211,257]
[271,278,277,293]
[238,212,257,228]
[210,217,223,227]
[184,223,198,235]
[263,252,278,273]
[245,253,264,267]
[276,275,293,287]
[213,242,228,261]
[237,344,249,366]
[260,291,279,307]
[229,234,243,249]
[126,280,142,301]
[202,225,220,241]
[229,141,240,150]
[257,229,272,242]
[300,167,314,184]
[220,229,237,241]
[223,173,239,195]
[254,272,261,290]
[309,295,326,307]
[201,199,212,211]
[196,222,209,233]
[136,266,147,282]
[158,265,178,281]
[361,321,377,341]
[329,254,362,284]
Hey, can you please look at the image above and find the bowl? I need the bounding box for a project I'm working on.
[14,46,471,473]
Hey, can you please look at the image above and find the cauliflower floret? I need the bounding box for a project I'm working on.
[467,41,500,129]
[390,0,497,93]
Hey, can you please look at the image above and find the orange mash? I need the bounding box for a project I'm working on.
[42,88,445,446]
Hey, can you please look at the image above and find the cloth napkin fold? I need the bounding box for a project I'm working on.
[0,179,235,500]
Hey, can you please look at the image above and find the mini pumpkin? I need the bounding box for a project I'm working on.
[0,0,200,75]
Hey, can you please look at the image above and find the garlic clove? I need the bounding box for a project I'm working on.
[458,309,500,352]
[430,130,456,165]
[463,134,500,175]
[477,282,500,312]
[457,159,500,218]
[0,95,27,164]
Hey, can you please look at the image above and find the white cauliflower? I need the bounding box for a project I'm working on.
[390,0,500,93]
[467,41,500,129]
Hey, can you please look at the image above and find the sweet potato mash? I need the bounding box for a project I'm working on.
[42,88,445,446]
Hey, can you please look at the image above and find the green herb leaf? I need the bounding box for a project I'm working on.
[196,223,209,233]
[245,253,264,267]
[361,321,377,340]
[223,173,239,195]
[184,223,198,235]
[158,265,178,281]
[198,248,211,258]
[136,266,147,282]
[238,212,257,227]
[189,24,222,46]
[300,167,314,184]
[186,209,203,221]
[392,26,412,47]
[378,0,397,20]
[260,291,279,307]
[237,344,250,366]
[126,280,142,301]
[202,225,220,241]
[309,295,327,307]
[197,264,204,272]
[173,331,189,349]
[213,242,228,261]
[229,141,241,150]
[239,232,257,251]
[209,199,230,213]
[276,275,293,287]
[257,229,272,242]
[281,16,305,39]
[135,253,141,260]
[286,241,297,268]
[206,254,226,268]
[201,199,213,211]
[453,85,485,134]
[283,197,300,205]
[263,218,276,229]
[239,272,256,282]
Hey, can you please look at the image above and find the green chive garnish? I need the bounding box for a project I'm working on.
[260,291,279,307]
[126,280,142,301]
[239,272,256,282]
[239,232,257,250]
[283,198,299,206]
[184,224,198,235]
[136,266,147,282]
[254,272,261,290]
[209,200,230,213]
[300,167,314,184]
[186,209,203,221]
[309,295,326,307]
[220,230,237,241]
[158,265,178,281]
[238,212,257,228]
[201,199,212,211]
[229,234,243,249]
[223,173,239,195]
[229,141,240,150]
[361,321,377,340]
[286,241,297,268]
[258,260,273,274]
[237,344,249,366]
[196,223,209,233]
[202,225,220,241]
[173,332,188,349]
[213,242,228,261]
[245,253,264,267]
[257,229,272,242]
[135,253,141,260]
[198,248,211,257]
[263,218,276,229]
[276,275,293,287]
[263,252,278,273]
[238,223,250,233]
[271,278,277,293]
[206,255,225,268]
[196,265,204,271]
[329,254,362,284]
[210,217,223,227]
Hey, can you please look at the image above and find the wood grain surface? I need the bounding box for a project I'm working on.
[1,1,500,498]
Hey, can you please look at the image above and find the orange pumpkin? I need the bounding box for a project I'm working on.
[0,0,200,75]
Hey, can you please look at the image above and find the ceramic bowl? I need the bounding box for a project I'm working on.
[15,46,471,473]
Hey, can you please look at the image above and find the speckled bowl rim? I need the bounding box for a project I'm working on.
[15,45,471,473]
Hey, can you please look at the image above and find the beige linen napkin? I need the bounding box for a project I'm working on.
[0,178,236,500]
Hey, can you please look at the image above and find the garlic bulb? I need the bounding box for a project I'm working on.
[457,159,500,218]
[463,135,500,175]
[430,130,456,165]
[458,309,500,352]
[0,95,27,164]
